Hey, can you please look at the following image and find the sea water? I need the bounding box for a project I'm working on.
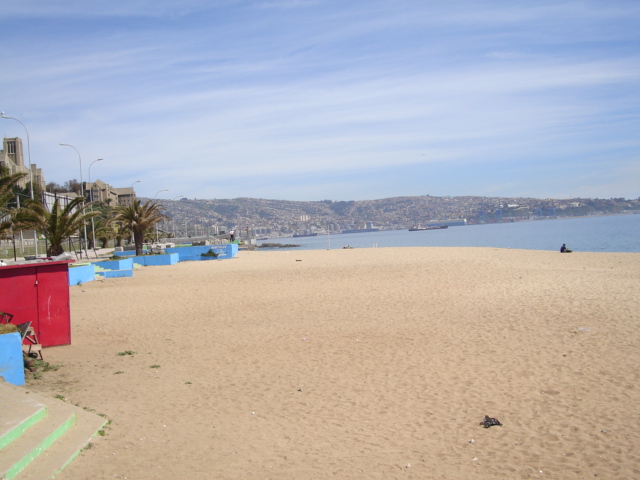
[259,214,640,253]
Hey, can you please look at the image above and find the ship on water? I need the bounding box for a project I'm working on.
[409,225,448,231]
[409,218,466,231]
[293,232,318,238]
[428,219,467,227]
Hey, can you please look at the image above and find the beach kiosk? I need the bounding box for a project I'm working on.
[0,260,72,347]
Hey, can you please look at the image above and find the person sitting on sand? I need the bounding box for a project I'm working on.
[560,243,573,253]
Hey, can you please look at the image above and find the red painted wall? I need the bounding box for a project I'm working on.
[0,261,71,347]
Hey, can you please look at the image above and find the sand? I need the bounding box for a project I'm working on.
[25,247,640,479]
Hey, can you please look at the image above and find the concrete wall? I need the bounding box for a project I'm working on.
[113,244,238,262]
[0,332,25,386]
[132,253,179,266]
[112,249,142,257]
[99,269,133,279]
[94,258,134,271]
[68,264,95,286]
[165,244,237,262]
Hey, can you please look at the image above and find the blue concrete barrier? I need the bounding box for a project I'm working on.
[113,244,237,262]
[68,263,95,286]
[0,332,25,386]
[112,249,143,257]
[95,258,134,271]
[99,269,134,278]
[165,244,238,262]
[131,253,179,266]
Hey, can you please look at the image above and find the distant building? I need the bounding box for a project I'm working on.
[115,186,137,206]
[0,137,46,190]
[83,179,137,206]
[1,137,137,208]
[84,179,119,206]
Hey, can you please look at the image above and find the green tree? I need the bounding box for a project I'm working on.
[110,200,168,255]
[63,179,82,195]
[21,197,99,256]
[93,216,119,248]
[46,181,66,193]
[0,170,28,239]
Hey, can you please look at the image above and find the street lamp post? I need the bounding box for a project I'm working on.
[130,180,141,199]
[1,112,38,257]
[171,195,183,238]
[154,189,169,242]
[59,143,89,258]
[88,158,103,255]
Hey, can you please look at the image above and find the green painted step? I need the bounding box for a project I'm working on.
[0,383,107,480]
[18,408,107,480]
[0,401,77,479]
[0,392,48,451]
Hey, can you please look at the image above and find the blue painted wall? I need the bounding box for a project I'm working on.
[0,332,25,386]
[113,244,237,262]
[132,253,179,266]
[68,264,95,286]
[165,244,238,262]
[113,251,135,257]
[95,258,134,270]
[100,269,134,278]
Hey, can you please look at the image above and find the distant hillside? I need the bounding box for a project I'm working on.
[142,195,639,238]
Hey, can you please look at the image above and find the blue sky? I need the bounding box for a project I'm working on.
[2,0,639,201]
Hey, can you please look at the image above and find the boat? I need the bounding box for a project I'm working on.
[293,233,318,238]
[409,225,449,231]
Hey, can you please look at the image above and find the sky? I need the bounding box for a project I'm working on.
[1,0,639,201]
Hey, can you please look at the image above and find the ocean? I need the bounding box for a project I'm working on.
[258,214,640,253]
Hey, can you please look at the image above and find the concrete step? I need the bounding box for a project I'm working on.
[0,382,107,480]
[18,407,107,480]
[0,388,48,451]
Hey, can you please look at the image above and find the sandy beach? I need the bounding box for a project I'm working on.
[24,247,640,479]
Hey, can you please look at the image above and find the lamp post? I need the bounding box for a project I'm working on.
[130,180,141,199]
[154,189,169,242]
[88,158,103,255]
[1,112,38,257]
[171,195,183,237]
[59,143,89,258]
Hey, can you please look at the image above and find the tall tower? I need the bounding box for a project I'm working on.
[3,137,25,167]
[1,137,30,189]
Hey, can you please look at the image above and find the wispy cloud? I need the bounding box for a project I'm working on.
[1,1,638,200]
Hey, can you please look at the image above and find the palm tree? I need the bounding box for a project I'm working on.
[93,216,118,248]
[0,170,28,239]
[22,197,99,257]
[110,200,168,256]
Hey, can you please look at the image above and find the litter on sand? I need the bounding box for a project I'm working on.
[479,415,502,428]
